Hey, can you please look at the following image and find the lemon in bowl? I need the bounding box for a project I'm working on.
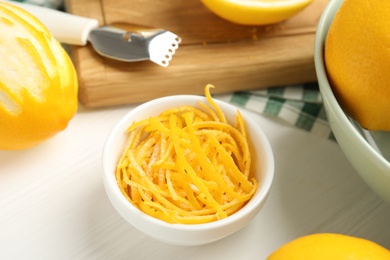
[314,0,390,203]
[102,86,274,246]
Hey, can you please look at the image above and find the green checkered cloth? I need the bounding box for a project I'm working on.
[221,82,334,140]
[11,0,333,140]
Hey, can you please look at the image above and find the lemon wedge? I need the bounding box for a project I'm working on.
[201,0,314,25]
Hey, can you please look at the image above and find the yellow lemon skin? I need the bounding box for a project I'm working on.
[324,0,390,130]
[200,0,313,25]
[0,3,78,150]
[267,233,390,260]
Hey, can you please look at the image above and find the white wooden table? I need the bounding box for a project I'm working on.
[1,98,390,259]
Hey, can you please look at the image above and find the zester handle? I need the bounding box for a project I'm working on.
[1,0,98,45]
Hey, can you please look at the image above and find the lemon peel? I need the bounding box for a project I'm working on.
[116,85,257,224]
[201,0,313,25]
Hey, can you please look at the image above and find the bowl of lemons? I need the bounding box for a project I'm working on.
[314,0,390,203]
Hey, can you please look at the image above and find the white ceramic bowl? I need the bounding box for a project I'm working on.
[102,95,274,246]
[314,0,390,203]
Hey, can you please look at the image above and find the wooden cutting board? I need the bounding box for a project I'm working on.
[65,0,329,108]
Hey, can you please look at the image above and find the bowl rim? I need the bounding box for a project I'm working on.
[314,0,390,169]
[102,94,275,231]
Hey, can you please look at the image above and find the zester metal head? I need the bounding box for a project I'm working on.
[88,25,181,67]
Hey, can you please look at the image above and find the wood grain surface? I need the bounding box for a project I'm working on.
[65,0,329,107]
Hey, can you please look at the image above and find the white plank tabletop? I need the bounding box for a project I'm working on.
[1,98,390,260]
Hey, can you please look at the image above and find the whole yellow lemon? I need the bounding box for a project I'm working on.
[324,0,390,130]
[0,3,78,150]
[267,233,390,260]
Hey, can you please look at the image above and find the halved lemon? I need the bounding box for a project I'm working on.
[201,0,314,25]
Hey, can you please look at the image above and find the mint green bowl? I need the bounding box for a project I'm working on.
[314,0,390,203]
